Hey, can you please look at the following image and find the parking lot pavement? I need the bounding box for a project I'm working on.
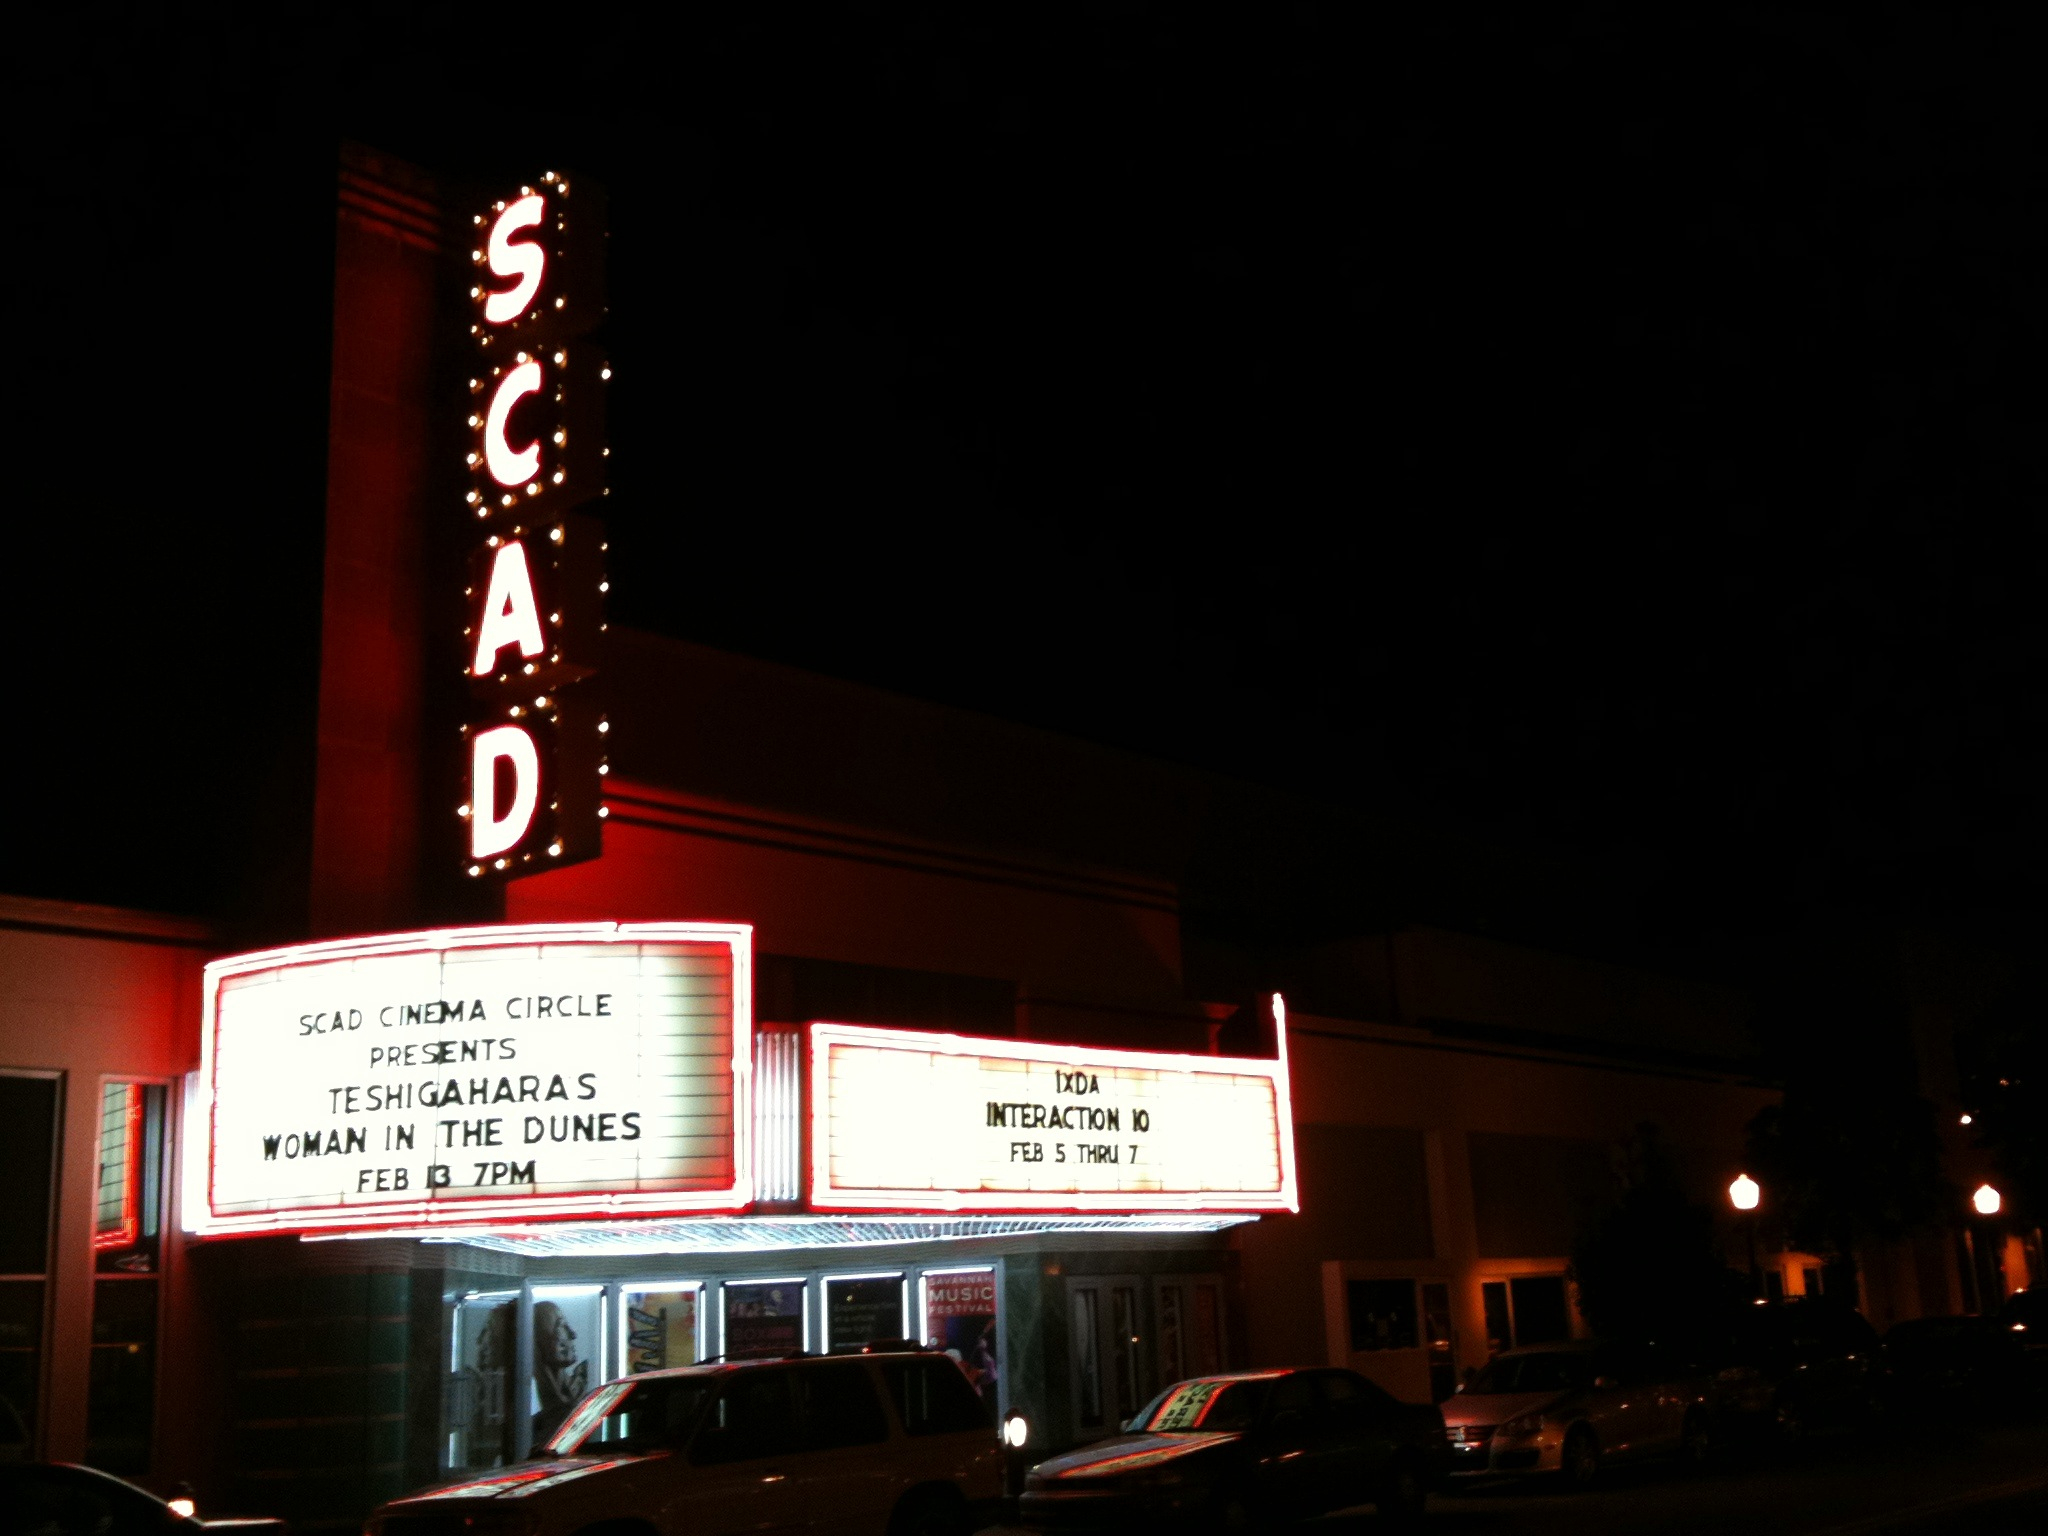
[984,1412,2048,1536]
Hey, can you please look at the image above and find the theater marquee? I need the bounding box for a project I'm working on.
[808,1018,1299,1213]
[186,923,751,1236]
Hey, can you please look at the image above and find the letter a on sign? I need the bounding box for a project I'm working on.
[470,725,540,859]
[472,541,547,676]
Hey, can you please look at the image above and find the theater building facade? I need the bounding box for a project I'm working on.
[4,146,2027,1530]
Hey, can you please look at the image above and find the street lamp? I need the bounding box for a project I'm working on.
[1972,1183,2002,1217]
[1729,1174,1762,1294]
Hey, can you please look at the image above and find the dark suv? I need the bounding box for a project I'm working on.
[367,1351,1003,1536]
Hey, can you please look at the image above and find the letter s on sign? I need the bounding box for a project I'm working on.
[484,360,543,486]
[484,195,546,324]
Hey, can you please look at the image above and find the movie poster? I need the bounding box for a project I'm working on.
[723,1280,805,1359]
[531,1288,603,1448]
[924,1269,999,1407]
[625,1287,700,1373]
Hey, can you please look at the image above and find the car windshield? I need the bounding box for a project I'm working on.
[1463,1353,1593,1395]
[546,1376,718,1455]
[1139,1378,1272,1433]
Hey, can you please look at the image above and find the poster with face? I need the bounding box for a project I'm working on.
[925,1269,999,1406]
[625,1287,700,1373]
[531,1289,603,1447]
[723,1281,805,1359]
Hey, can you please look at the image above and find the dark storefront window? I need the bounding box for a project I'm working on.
[1480,1275,1572,1354]
[88,1081,168,1474]
[824,1274,905,1351]
[0,1071,58,1459]
[1346,1279,1420,1352]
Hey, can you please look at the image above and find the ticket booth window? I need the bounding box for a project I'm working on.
[88,1080,167,1476]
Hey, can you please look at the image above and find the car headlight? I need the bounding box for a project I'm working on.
[1498,1410,1544,1439]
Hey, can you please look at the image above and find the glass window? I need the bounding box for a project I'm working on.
[824,1276,905,1352]
[694,1370,801,1464]
[1346,1279,1419,1352]
[1110,1285,1140,1423]
[797,1362,889,1449]
[448,1292,517,1471]
[87,1082,167,1476]
[1071,1287,1103,1430]
[1142,1377,1271,1433]
[1188,1284,1224,1374]
[550,1376,716,1455]
[624,1286,701,1373]
[1508,1276,1571,1346]
[880,1356,990,1435]
[531,1288,604,1450]
[723,1280,805,1360]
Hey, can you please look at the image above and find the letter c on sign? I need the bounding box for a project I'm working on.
[470,725,541,859]
[484,195,547,324]
[484,360,544,486]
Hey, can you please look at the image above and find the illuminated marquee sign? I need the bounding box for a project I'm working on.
[186,923,751,1236]
[808,1014,1298,1213]
[461,173,609,879]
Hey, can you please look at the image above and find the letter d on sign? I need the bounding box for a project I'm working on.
[470,725,540,858]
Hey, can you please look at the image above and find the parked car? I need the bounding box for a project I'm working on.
[1999,1288,2048,1385]
[1703,1297,1883,1442]
[1881,1315,2027,1409]
[1439,1341,1709,1489]
[0,1461,289,1535]
[366,1351,1003,1536]
[1019,1367,1450,1530]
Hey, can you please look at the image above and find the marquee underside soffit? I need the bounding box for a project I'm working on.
[305,1212,1258,1256]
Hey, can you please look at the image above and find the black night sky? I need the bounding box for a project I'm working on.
[13,5,2043,980]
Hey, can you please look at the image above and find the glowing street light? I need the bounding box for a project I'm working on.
[1972,1183,2002,1217]
[1729,1173,1761,1212]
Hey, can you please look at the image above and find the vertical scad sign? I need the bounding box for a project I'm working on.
[461,173,609,880]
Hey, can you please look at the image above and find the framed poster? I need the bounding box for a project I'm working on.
[922,1268,999,1406]
[722,1279,805,1360]
[623,1285,702,1373]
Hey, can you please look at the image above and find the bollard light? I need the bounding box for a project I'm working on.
[1972,1183,2002,1217]
[1728,1173,1761,1212]
[1003,1412,1030,1449]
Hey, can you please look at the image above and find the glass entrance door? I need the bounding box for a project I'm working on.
[1067,1275,1143,1440]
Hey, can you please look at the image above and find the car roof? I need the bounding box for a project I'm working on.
[616,1349,941,1382]
[1492,1340,1597,1356]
